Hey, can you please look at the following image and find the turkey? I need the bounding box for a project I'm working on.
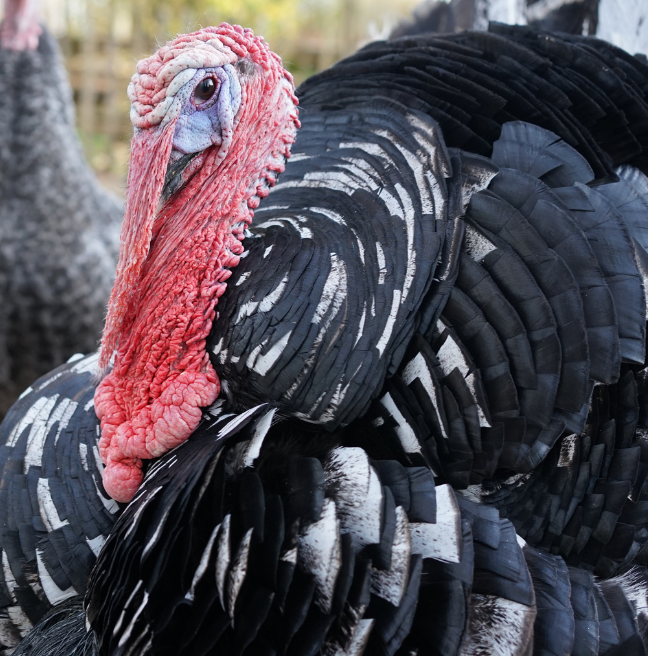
[3,19,648,656]
[0,0,122,418]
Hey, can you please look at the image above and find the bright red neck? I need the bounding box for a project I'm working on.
[94,37,298,502]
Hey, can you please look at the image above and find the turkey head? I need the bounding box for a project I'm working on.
[0,0,41,50]
[95,24,299,502]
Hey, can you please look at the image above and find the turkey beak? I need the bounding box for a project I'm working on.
[160,151,199,207]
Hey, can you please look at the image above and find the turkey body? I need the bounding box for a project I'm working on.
[3,23,648,656]
[0,27,122,418]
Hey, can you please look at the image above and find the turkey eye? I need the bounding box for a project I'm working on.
[194,78,217,105]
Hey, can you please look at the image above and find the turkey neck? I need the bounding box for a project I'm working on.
[94,58,298,502]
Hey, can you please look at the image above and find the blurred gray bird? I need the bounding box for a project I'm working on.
[0,0,122,417]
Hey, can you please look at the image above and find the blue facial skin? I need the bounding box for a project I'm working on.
[172,64,243,156]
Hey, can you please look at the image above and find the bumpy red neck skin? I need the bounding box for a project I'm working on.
[94,24,299,502]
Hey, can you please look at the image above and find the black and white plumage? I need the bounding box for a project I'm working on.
[0,25,122,417]
[391,0,601,39]
[5,22,648,656]
[211,101,471,428]
[82,411,648,655]
[0,353,116,652]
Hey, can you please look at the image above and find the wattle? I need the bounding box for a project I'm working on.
[97,369,218,502]
[95,203,244,502]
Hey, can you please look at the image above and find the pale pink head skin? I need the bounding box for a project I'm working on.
[0,0,41,50]
[94,24,300,502]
